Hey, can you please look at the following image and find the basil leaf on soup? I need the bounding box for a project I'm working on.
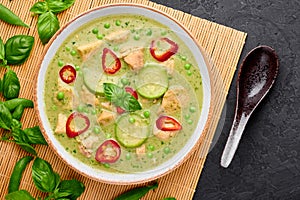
[122,93,142,112]
[4,35,34,65]
[54,179,85,200]
[30,1,49,15]
[24,126,47,145]
[32,157,60,192]
[0,37,6,66]
[5,190,35,200]
[37,11,60,44]
[46,0,76,14]
[0,102,12,130]
[3,68,20,99]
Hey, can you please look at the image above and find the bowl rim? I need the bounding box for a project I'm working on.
[34,3,214,185]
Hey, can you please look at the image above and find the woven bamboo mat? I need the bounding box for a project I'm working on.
[0,0,246,199]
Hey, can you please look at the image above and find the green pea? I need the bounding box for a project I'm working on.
[91,109,97,115]
[187,119,193,124]
[184,63,191,70]
[75,65,80,71]
[126,153,131,160]
[146,29,152,36]
[121,78,129,85]
[115,20,121,26]
[147,152,153,158]
[129,117,135,124]
[181,55,187,61]
[134,34,140,40]
[97,34,104,40]
[184,113,191,120]
[77,105,84,112]
[105,133,112,139]
[143,110,150,118]
[187,70,192,76]
[70,50,76,56]
[147,144,155,151]
[92,28,99,34]
[113,46,119,51]
[164,147,170,154]
[58,60,64,67]
[93,126,101,134]
[189,106,196,113]
[56,91,64,100]
[104,23,110,29]
[65,46,70,51]
[103,163,110,168]
[161,30,167,36]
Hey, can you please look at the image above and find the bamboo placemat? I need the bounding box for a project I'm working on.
[0,0,246,199]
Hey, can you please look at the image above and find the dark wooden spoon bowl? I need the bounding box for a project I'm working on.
[221,45,279,168]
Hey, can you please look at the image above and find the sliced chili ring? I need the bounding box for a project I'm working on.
[66,112,90,138]
[102,48,121,74]
[95,139,121,163]
[150,37,179,62]
[59,64,77,84]
[116,86,138,114]
[156,115,182,131]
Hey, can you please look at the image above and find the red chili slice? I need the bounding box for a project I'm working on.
[116,87,138,114]
[66,112,90,138]
[102,48,121,74]
[156,116,182,131]
[95,139,121,163]
[59,65,77,84]
[150,38,179,62]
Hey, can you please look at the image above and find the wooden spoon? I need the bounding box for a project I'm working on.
[221,45,279,168]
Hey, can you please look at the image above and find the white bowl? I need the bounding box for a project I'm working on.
[35,4,212,185]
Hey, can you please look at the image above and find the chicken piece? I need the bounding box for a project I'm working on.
[80,134,99,149]
[78,145,92,158]
[124,49,144,70]
[153,124,178,141]
[97,110,116,126]
[80,86,96,106]
[100,102,114,111]
[105,30,130,44]
[54,113,67,134]
[160,86,189,114]
[77,40,103,61]
[136,144,146,156]
[161,58,175,75]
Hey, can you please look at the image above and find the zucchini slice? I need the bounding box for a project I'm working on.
[135,63,169,99]
[115,113,149,148]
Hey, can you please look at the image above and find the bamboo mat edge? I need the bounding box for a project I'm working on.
[0,0,247,199]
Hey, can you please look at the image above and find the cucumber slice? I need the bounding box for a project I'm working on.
[136,63,168,99]
[115,113,149,148]
[83,67,121,94]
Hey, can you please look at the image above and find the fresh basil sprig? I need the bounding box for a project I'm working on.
[103,83,142,112]
[3,67,20,100]
[0,35,34,66]
[5,190,35,200]
[30,0,76,44]
[0,102,12,130]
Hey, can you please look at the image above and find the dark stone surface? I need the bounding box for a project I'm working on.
[152,0,300,199]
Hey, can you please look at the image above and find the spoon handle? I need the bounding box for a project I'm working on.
[220,113,249,168]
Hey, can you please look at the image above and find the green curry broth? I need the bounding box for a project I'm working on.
[44,14,203,173]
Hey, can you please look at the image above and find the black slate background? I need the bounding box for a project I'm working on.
[151,0,300,199]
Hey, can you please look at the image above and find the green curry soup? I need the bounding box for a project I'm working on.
[44,14,203,173]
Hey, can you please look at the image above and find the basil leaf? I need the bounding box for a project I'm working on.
[30,2,49,15]
[115,182,158,200]
[5,190,35,200]
[3,68,20,99]
[24,126,47,145]
[16,142,37,156]
[12,128,29,144]
[55,179,85,200]
[0,79,3,94]
[46,0,75,13]
[5,35,34,65]
[37,11,60,44]
[122,93,142,112]
[0,37,6,66]
[32,157,60,193]
[0,102,12,130]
